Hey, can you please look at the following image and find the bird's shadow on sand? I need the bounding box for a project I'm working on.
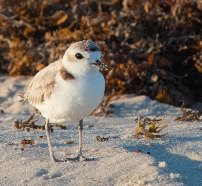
[122,135,202,186]
[37,142,77,149]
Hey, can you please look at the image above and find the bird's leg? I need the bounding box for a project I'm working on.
[45,119,58,162]
[66,119,94,161]
[78,119,83,157]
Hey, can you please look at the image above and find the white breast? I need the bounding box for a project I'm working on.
[35,71,105,123]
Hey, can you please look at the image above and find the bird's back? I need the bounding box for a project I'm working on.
[20,60,62,105]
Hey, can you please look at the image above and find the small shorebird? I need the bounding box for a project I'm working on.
[18,40,108,162]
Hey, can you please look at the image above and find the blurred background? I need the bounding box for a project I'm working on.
[0,0,201,108]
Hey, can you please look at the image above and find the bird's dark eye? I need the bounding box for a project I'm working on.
[75,53,84,59]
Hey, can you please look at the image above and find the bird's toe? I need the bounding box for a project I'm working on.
[66,155,95,162]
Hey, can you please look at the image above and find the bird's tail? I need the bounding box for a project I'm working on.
[17,91,27,102]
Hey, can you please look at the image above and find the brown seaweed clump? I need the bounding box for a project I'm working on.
[175,104,202,122]
[134,116,167,139]
[0,0,201,110]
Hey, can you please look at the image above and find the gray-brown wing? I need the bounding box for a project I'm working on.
[25,60,62,105]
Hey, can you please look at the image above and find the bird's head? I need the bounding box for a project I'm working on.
[62,40,108,76]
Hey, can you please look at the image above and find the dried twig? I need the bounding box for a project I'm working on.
[66,140,74,144]
[96,135,110,142]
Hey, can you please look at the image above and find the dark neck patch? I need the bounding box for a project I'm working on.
[60,67,74,80]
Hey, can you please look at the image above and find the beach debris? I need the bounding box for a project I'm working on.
[134,150,151,154]
[134,116,168,139]
[96,135,110,142]
[88,125,94,128]
[169,173,181,181]
[13,114,43,131]
[66,140,74,144]
[158,161,167,168]
[19,139,35,150]
[39,135,46,139]
[54,124,67,130]
[13,114,67,131]
[175,105,201,122]
[6,142,14,146]
[135,150,142,153]
[24,127,30,132]
[0,109,5,114]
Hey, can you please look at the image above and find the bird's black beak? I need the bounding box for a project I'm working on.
[91,60,108,70]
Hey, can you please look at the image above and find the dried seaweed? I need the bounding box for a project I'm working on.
[0,0,201,108]
[0,109,5,114]
[66,140,74,144]
[96,135,110,142]
[13,114,45,131]
[175,104,202,122]
[19,139,35,150]
[13,114,67,131]
[134,116,167,139]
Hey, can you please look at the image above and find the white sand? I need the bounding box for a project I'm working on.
[0,76,201,186]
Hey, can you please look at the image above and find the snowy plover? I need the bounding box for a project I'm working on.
[18,40,108,162]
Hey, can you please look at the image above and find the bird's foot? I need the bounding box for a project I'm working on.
[66,154,94,162]
[50,156,64,162]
